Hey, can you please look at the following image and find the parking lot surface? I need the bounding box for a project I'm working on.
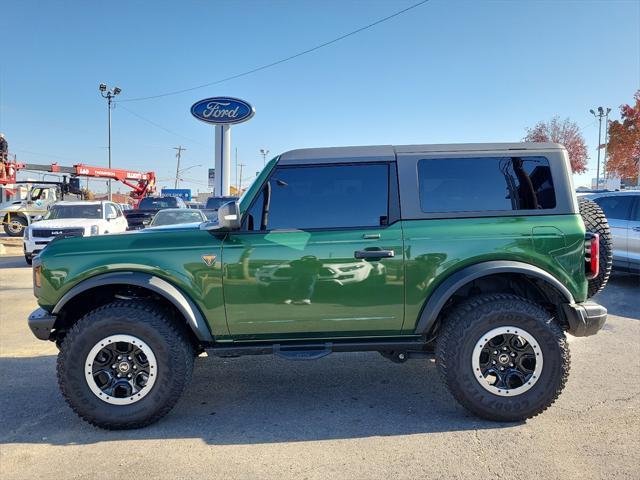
[1,242,639,480]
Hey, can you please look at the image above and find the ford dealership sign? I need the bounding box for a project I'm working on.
[190,97,255,125]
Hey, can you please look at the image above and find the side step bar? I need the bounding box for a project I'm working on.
[205,338,429,361]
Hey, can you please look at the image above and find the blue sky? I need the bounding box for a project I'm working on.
[2,0,639,194]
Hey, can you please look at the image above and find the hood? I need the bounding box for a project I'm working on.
[30,218,99,229]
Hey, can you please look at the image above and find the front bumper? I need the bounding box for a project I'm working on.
[28,308,56,340]
[562,301,607,337]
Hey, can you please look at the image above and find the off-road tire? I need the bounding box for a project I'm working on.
[57,300,195,429]
[3,215,27,236]
[578,198,613,297]
[436,294,570,422]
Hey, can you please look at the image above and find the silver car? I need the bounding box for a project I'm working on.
[582,191,640,273]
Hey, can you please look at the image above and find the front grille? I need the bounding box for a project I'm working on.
[32,228,85,238]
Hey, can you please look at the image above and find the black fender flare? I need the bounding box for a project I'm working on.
[52,271,214,342]
[414,260,575,335]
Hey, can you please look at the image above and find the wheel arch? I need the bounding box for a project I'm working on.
[52,272,213,344]
[415,261,575,336]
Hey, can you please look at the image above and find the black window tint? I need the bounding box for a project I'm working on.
[594,196,634,221]
[243,189,264,231]
[418,157,556,213]
[265,164,389,230]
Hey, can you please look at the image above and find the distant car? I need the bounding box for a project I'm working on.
[582,191,640,273]
[186,202,204,209]
[147,208,207,227]
[23,200,127,264]
[124,196,187,230]
[205,196,238,210]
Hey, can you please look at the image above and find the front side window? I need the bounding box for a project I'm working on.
[245,163,389,231]
[593,196,635,221]
[418,156,556,213]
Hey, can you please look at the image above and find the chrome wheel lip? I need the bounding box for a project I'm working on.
[472,326,543,397]
[85,334,157,405]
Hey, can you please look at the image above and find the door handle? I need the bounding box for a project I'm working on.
[354,249,395,259]
[362,233,381,239]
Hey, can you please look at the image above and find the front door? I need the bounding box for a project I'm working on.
[593,195,635,270]
[222,162,404,340]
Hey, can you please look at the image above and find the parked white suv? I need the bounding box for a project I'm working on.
[23,201,128,264]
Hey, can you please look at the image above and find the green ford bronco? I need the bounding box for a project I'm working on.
[28,143,612,429]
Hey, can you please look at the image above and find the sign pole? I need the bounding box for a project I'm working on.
[214,125,232,196]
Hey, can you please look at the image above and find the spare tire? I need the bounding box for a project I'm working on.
[578,198,613,297]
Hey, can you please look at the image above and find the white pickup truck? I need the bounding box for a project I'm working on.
[23,200,128,264]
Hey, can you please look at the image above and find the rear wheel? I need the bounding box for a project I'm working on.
[436,294,570,422]
[57,300,195,429]
[579,198,613,297]
[3,215,27,236]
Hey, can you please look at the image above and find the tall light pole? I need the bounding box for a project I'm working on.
[260,148,269,166]
[99,83,122,201]
[590,107,607,190]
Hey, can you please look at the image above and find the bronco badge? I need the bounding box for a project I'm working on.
[201,254,216,267]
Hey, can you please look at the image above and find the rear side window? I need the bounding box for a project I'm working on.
[593,195,635,221]
[246,163,389,230]
[418,157,556,213]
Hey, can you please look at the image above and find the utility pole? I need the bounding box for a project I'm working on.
[603,108,611,180]
[99,83,122,201]
[173,146,186,188]
[238,163,246,195]
[260,148,269,167]
[590,107,610,190]
[235,147,238,195]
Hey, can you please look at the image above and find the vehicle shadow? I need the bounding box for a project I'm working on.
[0,352,515,446]
[593,271,640,320]
[0,255,28,269]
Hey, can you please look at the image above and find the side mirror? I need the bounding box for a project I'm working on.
[201,201,241,231]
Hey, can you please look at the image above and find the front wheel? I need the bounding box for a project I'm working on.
[436,294,570,422]
[57,300,195,429]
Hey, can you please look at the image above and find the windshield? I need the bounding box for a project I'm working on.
[45,205,102,219]
[139,197,178,209]
[205,196,238,210]
[150,210,204,226]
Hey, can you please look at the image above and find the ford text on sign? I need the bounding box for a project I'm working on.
[190,97,254,125]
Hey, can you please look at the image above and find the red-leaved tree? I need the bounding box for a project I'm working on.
[523,117,588,173]
[606,90,640,182]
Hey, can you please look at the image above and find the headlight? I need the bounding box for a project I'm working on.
[90,225,99,236]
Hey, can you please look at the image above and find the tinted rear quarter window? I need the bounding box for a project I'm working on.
[418,156,556,213]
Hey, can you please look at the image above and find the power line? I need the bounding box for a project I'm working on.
[118,104,208,147]
[118,0,430,103]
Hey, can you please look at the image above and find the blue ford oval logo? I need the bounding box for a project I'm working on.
[190,97,255,125]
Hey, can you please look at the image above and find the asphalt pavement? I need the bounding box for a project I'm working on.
[1,247,639,480]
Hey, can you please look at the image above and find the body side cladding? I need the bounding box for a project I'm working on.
[52,271,214,342]
[414,260,575,335]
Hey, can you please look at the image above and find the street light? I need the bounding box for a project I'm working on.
[99,83,122,201]
[590,106,610,190]
[260,148,269,166]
